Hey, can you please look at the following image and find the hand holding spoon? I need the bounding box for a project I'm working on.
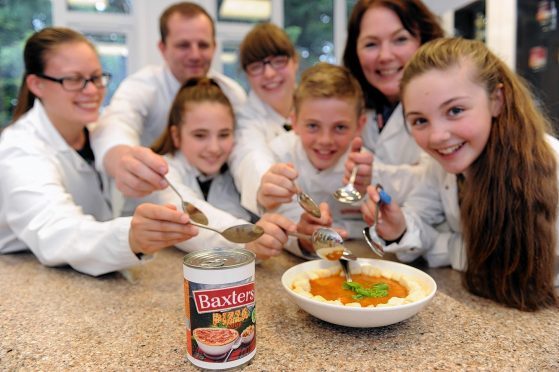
[165,176,263,243]
[363,185,392,257]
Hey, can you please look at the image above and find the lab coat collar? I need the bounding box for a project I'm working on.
[163,64,181,93]
[28,100,78,153]
[378,103,405,141]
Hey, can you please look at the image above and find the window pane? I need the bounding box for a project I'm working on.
[217,0,271,23]
[284,0,335,74]
[66,0,132,14]
[0,0,52,127]
[83,32,128,106]
[221,41,249,92]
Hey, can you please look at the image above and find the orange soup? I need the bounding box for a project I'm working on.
[310,274,408,306]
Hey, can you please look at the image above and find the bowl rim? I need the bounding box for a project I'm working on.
[281,258,437,312]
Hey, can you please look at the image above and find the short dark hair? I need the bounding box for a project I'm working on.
[159,2,215,43]
[239,22,296,70]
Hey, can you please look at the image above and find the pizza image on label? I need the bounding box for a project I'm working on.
[193,328,240,359]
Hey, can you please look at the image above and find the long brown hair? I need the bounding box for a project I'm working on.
[152,77,234,155]
[343,0,443,111]
[401,37,559,311]
[12,27,95,122]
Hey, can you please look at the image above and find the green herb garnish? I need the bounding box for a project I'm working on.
[343,281,389,299]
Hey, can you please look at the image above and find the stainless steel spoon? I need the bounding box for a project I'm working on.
[190,221,264,244]
[164,176,208,225]
[223,337,242,362]
[333,164,363,204]
[294,181,321,218]
[363,186,392,257]
[311,228,357,261]
[164,176,263,243]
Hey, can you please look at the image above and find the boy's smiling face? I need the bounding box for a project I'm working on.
[292,97,365,171]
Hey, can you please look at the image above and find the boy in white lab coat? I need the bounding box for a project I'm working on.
[256,63,369,258]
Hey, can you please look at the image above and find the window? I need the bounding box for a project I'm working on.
[0,0,52,127]
[284,0,335,74]
[66,0,131,14]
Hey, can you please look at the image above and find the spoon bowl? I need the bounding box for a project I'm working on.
[333,165,363,204]
[295,182,321,218]
[311,227,357,261]
[164,176,209,225]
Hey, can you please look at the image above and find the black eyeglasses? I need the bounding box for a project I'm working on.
[36,72,112,91]
[245,55,290,76]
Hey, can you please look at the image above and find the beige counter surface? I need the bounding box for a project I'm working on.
[1,242,558,371]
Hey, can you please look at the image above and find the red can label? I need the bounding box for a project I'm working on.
[183,249,256,370]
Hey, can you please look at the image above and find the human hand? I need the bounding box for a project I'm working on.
[245,213,296,260]
[129,203,198,255]
[256,163,298,210]
[361,185,406,241]
[297,202,348,254]
[104,145,168,197]
[343,137,373,197]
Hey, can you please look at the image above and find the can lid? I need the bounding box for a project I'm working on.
[183,248,255,269]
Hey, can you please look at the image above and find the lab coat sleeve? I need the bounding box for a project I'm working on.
[90,76,157,171]
[372,157,428,205]
[229,116,277,215]
[1,150,139,276]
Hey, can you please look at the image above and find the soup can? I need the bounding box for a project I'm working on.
[183,248,256,370]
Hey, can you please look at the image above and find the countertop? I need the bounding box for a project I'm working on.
[1,241,558,371]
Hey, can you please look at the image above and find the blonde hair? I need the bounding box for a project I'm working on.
[293,62,364,117]
[401,37,558,311]
[152,77,234,155]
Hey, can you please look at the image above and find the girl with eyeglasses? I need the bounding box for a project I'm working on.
[0,27,198,276]
[229,22,299,214]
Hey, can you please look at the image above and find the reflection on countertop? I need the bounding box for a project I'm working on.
[1,240,558,370]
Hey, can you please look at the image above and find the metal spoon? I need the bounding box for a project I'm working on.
[190,221,264,244]
[333,164,363,204]
[164,176,208,225]
[294,181,321,218]
[223,337,242,362]
[164,176,263,243]
[363,186,392,257]
[311,228,357,261]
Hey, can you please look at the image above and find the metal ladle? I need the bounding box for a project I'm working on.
[165,177,264,243]
[333,164,363,204]
[363,186,392,257]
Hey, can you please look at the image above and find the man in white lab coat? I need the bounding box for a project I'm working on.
[91,2,246,199]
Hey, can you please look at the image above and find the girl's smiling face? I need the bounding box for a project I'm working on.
[402,61,503,175]
[171,101,234,176]
[356,6,420,104]
[292,97,365,171]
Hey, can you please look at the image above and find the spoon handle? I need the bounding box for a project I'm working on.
[164,176,183,202]
[348,164,358,185]
[189,220,220,234]
[288,231,312,241]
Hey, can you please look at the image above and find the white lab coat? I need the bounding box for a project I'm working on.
[229,91,290,214]
[361,104,426,165]
[0,101,139,276]
[91,64,247,172]
[268,132,366,258]
[385,135,559,286]
[123,151,250,252]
